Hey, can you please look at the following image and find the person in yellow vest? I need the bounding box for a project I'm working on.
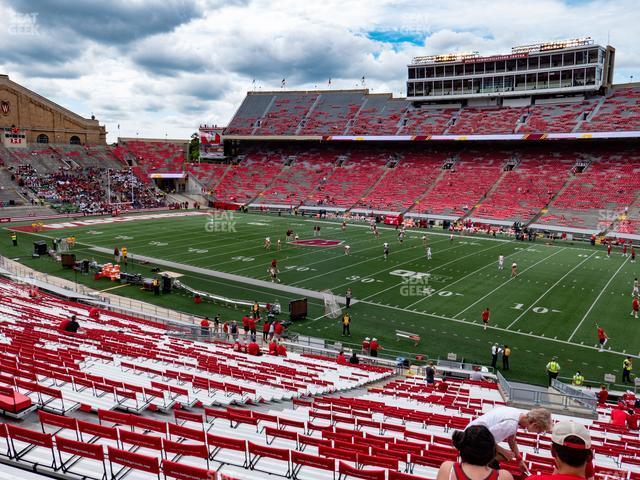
[623,356,633,384]
[10,232,17,246]
[502,345,511,371]
[121,246,128,266]
[342,312,351,337]
[546,357,560,386]
[572,371,584,386]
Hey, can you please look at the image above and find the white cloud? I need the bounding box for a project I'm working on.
[0,0,638,142]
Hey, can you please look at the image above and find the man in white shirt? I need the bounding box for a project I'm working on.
[466,406,551,471]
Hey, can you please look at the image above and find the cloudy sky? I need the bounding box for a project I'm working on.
[1,0,638,143]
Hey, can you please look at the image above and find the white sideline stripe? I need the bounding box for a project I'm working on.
[453,248,566,319]
[88,246,349,305]
[402,241,516,308]
[567,256,631,341]
[354,298,640,359]
[506,251,597,329]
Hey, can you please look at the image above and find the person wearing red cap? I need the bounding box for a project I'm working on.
[526,421,593,480]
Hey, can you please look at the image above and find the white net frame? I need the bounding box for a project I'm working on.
[321,289,342,319]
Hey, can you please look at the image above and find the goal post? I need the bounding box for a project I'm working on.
[321,289,342,319]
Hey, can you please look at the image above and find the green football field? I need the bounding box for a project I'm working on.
[2,210,639,387]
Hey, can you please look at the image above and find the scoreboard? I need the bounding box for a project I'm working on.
[199,125,225,159]
[407,37,615,101]
[2,127,26,148]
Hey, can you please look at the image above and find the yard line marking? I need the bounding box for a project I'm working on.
[352,298,639,359]
[506,251,597,329]
[288,237,455,288]
[453,248,566,318]
[363,242,518,302]
[567,256,630,341]
[401,241,520,308]
[228,227,424,274]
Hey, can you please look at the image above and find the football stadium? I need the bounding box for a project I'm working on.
[0,2,639,479]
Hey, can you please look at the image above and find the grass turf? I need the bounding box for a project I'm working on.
[2,210,639,387]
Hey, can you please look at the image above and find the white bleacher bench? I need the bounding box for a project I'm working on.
[395,330,420,346]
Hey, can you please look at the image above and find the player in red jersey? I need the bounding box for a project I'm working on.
[481,308,490,331]
[596,326,608,351]
[623,243,628,257]
[607,243,612,258]
[632,297,639,319]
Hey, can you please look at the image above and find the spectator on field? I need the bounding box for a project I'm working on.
[525,421,593,480]
[436,425,514,480]
[467,407,552,471]
[336,351,347,365]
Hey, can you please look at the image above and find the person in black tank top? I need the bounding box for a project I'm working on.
[436,426,514,480]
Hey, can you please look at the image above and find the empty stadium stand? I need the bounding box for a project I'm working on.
[0,271,637,480]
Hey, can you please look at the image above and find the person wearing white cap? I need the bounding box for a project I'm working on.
[527,421,592,480]
[361,337,370,355]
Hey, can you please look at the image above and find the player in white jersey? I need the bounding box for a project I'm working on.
[344,244,350,255]
[398,231,405,244]
[373,225,380,239]
[511,262,518,277]
[294,233,299,241]
[426,247,432,260]
[498,254,504,270]
[449,233,454,242]
[383,243,389,260]
[633,278,639,297]
[276,239,281,250]
[264,237,271,250]
[268,266,280,283]
[422,235,428,247]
